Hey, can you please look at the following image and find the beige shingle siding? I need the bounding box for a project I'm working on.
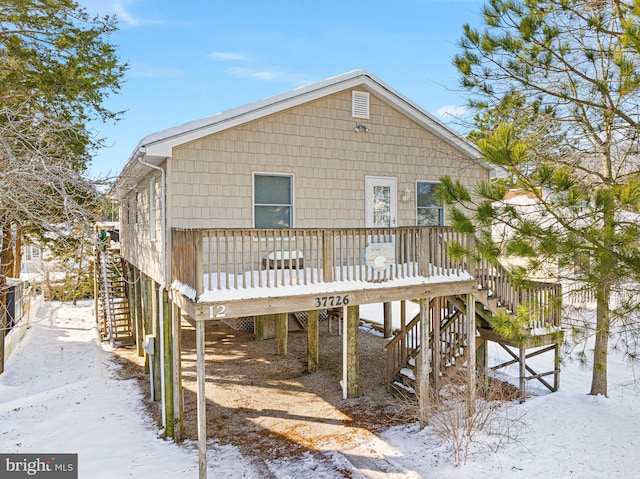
[167,89,485,230]
[120,170,164,284]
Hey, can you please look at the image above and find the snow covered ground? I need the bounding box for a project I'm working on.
[1,300,640,478]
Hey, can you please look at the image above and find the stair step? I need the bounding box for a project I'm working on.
[392,380,415,395]
[399,367,415,381]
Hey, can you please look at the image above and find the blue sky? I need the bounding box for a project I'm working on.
[78,0,485,179]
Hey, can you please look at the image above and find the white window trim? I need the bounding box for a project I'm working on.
[134,192,140,224]
[149,179,156,240]
[252,172,295,228]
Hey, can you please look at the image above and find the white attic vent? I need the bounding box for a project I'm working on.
[352,91,370,119]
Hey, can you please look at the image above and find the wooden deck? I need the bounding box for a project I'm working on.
[171,227,475,317]
[169,226,561,332]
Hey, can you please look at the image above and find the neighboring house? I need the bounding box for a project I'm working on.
[495,189,633,307]
[20,239,63,285]
[110,71,563,464]
[492,189,559,281]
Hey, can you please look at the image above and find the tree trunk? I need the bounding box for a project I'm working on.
[13,227,21,279]
[73,236,86,306]
[2,222,13,280]
[590,195,615,397]
[590,281,610,396]
[0,218,9,373]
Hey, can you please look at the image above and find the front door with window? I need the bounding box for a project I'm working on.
[365,177,397,228]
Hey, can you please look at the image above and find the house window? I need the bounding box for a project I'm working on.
[25,244,41,261]
[254,174,293,228]
[417,182,444,226]
[122,200,129,225]
[134,192,140,224]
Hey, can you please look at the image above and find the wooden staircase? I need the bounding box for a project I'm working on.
[385,257,564,400]
[386,297,469,396]
[95,249,133,346]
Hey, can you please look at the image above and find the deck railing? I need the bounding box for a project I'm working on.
[474,255,562,329]
[171,226,562,329]
[171,227,473,299]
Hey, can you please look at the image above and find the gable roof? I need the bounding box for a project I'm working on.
[115,70,485,191]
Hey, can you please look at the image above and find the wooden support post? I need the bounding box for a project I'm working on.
[346,305,360,398]
[140,276,151,374]
[162,290,174,439]
[0,306,5,375]
[466,293,477,413]
[172,303,184,442]
[433,297,441,390]
[383,302,392,339]
[418,297,431,428]
[307,310,319,373]
[554,340,561,392]
[128,267,140,357]
[476,336,488,394]
[276,312,288,355]
[322,230,334,283]
[152,283,162,401]
[400,300,407,366]
[93,250,99,330]
[196,319,207,479]
[195,233,204,301]
[519,344,527,403]
[133,269,143,357]
[418,229,430,277]
[254,315,264,341]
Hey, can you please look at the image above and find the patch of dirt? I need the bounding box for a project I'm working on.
[111,316,409,462]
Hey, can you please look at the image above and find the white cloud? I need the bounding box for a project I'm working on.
[227,67,310,86]
[251,71,278,80]
[77,0,163,27]
[228,67,276,79]
[209,52,249,61]
[113,2,139,26]
[436,104,467,118]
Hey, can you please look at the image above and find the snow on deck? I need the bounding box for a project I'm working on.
[172,264,474,303]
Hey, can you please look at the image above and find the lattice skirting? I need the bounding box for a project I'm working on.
[222,310,330,331]
[222,316,255,331]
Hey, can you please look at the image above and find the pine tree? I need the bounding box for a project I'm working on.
[0,0,126,372]
[447,0,640,396]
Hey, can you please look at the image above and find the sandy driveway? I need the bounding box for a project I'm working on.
[114,314,409,472]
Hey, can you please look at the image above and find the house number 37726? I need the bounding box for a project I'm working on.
[209,305,226,318]
[313,295,349,308]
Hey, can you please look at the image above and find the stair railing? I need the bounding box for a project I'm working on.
[99,250,116,346]
[385,299,469,387]
[385,310,422,387]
